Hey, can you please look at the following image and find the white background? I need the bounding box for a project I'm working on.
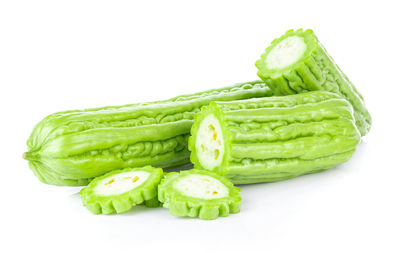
[1,1,399,252]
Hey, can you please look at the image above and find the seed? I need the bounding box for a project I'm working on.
[213,132,217,141]
[132,176,139,183]
[106,179,115,185]
[214,149,220,160]
[209,124,215,131]
[213,191,218,194]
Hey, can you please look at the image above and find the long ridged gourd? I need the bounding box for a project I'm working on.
[24,81,273,186]
[188,91,361,184]
[255,29,371,136]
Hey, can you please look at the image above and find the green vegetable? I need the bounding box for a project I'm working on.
[24,81,273,186]
[158,169,241,220]
[143,197,161,208]
[80,166,163,214]
[189,91,361,184]
[256,29,371,136]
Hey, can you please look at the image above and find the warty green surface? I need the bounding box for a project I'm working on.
[80,166,163,214]
[158,169,241,220]
[24,81,273,186]
[189,91,361,184]
[256,29,371,136]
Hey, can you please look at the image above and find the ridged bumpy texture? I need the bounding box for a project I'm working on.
[80,166,163,214]
[24,81,273,186]
[256,29,371,136]
[189,91,361,184]
[158,169,241,220]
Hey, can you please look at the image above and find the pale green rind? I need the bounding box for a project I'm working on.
[158,170,241,220]
[255,29,371,136]
[28,160,92,186]
[80,166,163,214]
[143,197,162,208]
[189,91,361,184]
[25,81,273,186]
[227,151,355,184]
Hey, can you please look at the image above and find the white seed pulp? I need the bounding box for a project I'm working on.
[265,36,307,69]
[195,114,224,170]
[174,174,229,199]
[94,171,150,196]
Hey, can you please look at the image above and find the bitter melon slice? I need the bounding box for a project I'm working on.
[158,169,241,220]
[80,166,163,214]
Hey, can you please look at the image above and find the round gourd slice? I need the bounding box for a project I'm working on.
[158,169,241,220]
[80,166,163,214]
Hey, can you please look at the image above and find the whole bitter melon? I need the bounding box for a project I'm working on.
[24,81,273,186]
[256,29,371,136]
[189,91,361,184]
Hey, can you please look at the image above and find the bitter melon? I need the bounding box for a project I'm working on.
[158,169,241,220]
[80,166,163,214]
[189,91,361,184]
[256,29,371,136]
[24,81,273,186]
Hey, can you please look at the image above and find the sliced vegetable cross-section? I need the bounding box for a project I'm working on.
[158,169,241,220]
[80,166,163,214]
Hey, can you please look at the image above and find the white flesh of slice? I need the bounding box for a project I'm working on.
[265,36,307,70]
[94,171,150,196]
[174,174,229,199]
[195,114,224,170]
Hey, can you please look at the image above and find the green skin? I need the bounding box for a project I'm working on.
[24,81,273,186]
[189,91,361,184]
[80,166,163,214]
[256,29,371,136]
[158,169,241,220]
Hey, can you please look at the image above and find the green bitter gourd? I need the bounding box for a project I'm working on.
[80,166,163,214]
[255,29,371,136]
[189,91,361,184]
[158,169,241,220]
[24,81,273,186]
